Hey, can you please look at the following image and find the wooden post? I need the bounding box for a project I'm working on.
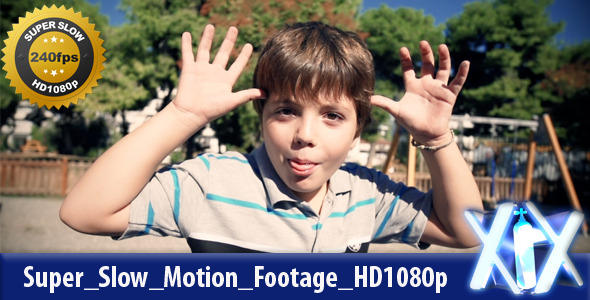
[61,156,68,197]
[523,130,537,201]
[407,134,417,186]
[366,142,376,168]
[543,114,587,234]
[382,125,401,174]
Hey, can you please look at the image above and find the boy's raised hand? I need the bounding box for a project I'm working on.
[173,25,264,128]
[371,41,470,146]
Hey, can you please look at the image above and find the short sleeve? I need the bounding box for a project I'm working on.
[116,157,209,240]
[371,171,433,249]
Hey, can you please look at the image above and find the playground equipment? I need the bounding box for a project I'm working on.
[382,113,587,234]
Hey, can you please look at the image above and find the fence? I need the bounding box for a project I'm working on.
[389,172,548,206]
[0,153,550,203]
[0,153,93,196]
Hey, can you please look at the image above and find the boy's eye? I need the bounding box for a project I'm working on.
[325,112,344,121]
[276,108,295,116]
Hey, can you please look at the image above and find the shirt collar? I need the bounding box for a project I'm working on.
[329,166,353,195]
[250,145,299,207]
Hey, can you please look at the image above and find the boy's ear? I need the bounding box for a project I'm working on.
[349,136,360,150]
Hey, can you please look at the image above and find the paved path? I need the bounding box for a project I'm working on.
[0,196,189,253]
[1,196,588,253]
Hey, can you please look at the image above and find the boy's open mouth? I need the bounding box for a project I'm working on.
[289,159,318,176]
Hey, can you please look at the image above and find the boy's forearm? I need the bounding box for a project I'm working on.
[421,137,483,247]
[60,103,205,234]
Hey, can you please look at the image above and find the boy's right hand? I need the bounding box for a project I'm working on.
[173,25,265,129]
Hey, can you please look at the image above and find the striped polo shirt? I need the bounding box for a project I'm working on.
[119,145,432,252]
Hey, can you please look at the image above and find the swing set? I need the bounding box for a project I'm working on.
[382,113,587,234]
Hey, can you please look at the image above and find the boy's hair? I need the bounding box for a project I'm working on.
[253,22,375,136]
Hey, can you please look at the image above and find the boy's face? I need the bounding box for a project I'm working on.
[261,94,359,202]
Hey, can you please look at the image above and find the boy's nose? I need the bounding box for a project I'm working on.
[294,117,316,147]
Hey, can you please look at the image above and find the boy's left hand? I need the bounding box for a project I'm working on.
[371,41,469,146]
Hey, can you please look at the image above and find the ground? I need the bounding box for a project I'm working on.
[1,196,588,253]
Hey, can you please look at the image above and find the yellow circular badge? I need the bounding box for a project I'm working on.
[2,5,106,109]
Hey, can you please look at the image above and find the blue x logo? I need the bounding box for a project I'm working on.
[465,201,584,294]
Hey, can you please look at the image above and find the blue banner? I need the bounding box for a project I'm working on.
[1,253,587,299]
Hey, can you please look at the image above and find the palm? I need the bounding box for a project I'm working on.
[396,71,455,139]
[173,25,263,126]
[372,41,469,144]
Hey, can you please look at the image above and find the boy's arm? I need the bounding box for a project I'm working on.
[371,41,483,248]
[60,25,263,235]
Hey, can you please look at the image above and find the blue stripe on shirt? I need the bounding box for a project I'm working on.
[144,201,154,234]
[402,220,414,243]
[207,154,249,164]
[312,223,323,230]
[198,154,249,171]
[198,155,210,171]
[373,186,408,239]
[170,169,180,224]
[206,193,307,219]
[329,198,375,218]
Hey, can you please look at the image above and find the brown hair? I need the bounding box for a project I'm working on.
[253,22,374,136]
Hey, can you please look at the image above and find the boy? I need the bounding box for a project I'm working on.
[60,22,483,252]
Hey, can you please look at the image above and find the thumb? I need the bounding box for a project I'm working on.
[233,88,266,105]
[371,95,400,118]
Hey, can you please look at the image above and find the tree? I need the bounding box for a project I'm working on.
[359,5,445,89]
[1,0,41,130]
[446,0,563,124]
[78,0,207,121]
[539,42,590,148]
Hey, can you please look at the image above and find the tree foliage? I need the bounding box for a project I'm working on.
[79,0,207,119]
[2,0,588,154]
[360,5,445,87]
[445,0,590,148]
[539,42,590,148]
[446,0,563,122]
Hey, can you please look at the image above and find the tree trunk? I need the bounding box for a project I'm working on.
[119,109,129,136]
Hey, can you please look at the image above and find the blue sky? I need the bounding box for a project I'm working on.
[89,0,589,46]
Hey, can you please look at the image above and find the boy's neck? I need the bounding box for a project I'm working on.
[293,182,328,214]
